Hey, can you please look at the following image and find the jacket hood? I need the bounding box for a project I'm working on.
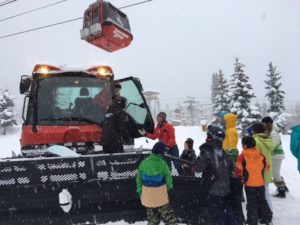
[224,113,237,130]
[219,111,229,119]
[253,133,274,149]
[253,133,269,140]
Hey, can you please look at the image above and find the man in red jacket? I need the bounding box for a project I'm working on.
[139,112,179,157]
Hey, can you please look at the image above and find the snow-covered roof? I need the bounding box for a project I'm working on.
[143,89,160,95]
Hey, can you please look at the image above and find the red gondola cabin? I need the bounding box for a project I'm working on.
[80,0,133,52]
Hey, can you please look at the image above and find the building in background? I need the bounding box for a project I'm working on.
[143,90,160,120]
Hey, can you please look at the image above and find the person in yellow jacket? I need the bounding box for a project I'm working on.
[223,113,238,151]
[222,113,245,224]
[221,113,239,166]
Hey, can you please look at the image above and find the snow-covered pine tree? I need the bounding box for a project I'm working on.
[254,102,268,118]
[229,58,256,133]
[211,72,219,124]
[248,104,262,124]
[211,72,219,105]
[261,102,269,117]
[254,102,262,114]
[211,70,230,124]
[0,89,17,135]
[265,62,286,132]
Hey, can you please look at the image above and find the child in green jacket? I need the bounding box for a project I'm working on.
[136,141,177,225]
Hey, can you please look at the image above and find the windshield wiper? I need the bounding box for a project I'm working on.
[40,117,101,125]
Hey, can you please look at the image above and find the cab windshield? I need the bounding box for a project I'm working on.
[31,74,112,125]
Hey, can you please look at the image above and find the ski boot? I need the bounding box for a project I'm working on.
[284,186,289,192]
[280,176,289,192]
[273,178,288,198]
[274,186,286,198]
[259,218,273,225]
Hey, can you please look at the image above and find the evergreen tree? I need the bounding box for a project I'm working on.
[229,58,256,133]
[254,102,268,118]
[211,70,230,124]
[265,62,286,132]
[248,104,262,123]
[211,72,219,104]
[261,102,269,117]
[0,89,17,135]
[211,72,218,124]
[254,102,262,114]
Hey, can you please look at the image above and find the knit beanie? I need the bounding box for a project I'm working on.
[251,122,266,134]
[185,138,194,149]
[157,112,167,121]
[262,116,273,124]
[242,136,256,148]
[152,141,166,155]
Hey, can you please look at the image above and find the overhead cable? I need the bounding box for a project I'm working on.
[0,0,153,39]
[0,17,82,39]
[0,0,17,7]
[119,0,153,9]
[0,0,67,23]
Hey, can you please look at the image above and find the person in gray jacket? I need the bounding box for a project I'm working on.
[196,125,238,225]
[262,116,288,198]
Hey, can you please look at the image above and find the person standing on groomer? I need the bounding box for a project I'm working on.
[139,112,179,157]
[101,96,131,153]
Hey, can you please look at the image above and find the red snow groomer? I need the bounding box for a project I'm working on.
[0,64,216,225]
[19,63,152,156]
[80,0,133,52]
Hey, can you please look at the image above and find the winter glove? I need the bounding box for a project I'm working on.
[138,129,147,136]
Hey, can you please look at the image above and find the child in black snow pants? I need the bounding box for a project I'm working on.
[236,136,273,225]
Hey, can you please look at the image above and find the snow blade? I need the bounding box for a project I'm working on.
[48,145,80,157]
[0,152,215,225]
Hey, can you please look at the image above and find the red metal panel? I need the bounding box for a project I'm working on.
[89,25,132,52]
[21,125,101,146]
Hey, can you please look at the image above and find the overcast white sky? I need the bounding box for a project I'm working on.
[0,0,300,108]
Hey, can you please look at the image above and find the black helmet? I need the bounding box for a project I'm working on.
[207,125,225,141]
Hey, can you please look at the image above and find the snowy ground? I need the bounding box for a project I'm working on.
[0,126,299,225]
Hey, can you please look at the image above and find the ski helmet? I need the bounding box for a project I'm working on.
[207,125,225,141]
